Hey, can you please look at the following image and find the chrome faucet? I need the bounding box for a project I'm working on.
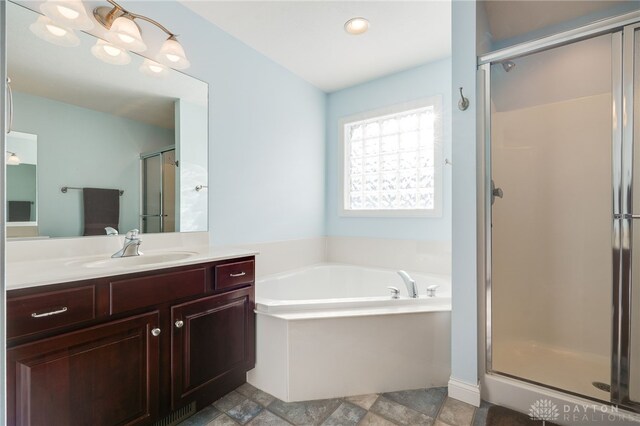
[397,270,418,298]
[111,229,142,258]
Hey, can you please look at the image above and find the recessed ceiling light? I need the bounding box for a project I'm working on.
[344,17,369,35]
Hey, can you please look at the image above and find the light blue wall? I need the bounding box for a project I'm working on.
[451,0,478,387]
[129,1,327,246]
[325,60,452,241]
[11,91,173,238]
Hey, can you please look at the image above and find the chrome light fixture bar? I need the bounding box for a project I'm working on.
[93,0,190,69]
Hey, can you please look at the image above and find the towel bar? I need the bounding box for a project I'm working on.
[61,186,124,196]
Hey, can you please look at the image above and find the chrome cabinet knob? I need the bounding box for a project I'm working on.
[175,320,184,329]
[151,328,161,337]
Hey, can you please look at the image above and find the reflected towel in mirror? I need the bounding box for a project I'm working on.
[82,188,120,236]
[8,201,32,222]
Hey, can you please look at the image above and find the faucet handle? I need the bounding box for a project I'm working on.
[125,229,140,239]
[426,285,439,297]
[387,286,400,299]
[104,227,118,236]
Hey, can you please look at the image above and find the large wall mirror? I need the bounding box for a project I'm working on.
[6,1,208,239]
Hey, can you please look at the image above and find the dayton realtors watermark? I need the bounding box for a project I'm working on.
[530,399,640,424]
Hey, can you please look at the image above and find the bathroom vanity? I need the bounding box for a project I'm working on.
[6,254,256,426]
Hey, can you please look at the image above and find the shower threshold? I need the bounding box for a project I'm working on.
[492,340,610,401]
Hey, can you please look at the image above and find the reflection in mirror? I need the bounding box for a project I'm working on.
[6,131,38,238]
[6,1,208,239]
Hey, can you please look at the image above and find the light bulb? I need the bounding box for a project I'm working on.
[57,5,79,20]
[30,16,79,47]
[6,152,20,166]
[106,15,146,53]
[45,23,68,37]
[139,59,169,78]
[91,39,131,65]
[103,44,121,57]
[156,37,190,70]
[40,0,93,30]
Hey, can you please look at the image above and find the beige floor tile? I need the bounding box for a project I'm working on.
[437,398,475,426]
[345,394,379,410]
[358,412,399,426]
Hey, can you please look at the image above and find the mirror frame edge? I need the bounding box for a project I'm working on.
[1,0,8,422]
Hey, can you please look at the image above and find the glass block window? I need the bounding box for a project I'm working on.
[342,100,441,215]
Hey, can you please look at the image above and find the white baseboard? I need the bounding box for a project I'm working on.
[448,377,481,407]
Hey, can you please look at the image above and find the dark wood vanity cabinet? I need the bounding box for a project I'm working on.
[6,256,256,426]
[7,312,160,426]
[171,286,254,409]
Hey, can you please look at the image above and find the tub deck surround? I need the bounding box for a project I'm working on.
[6,231,258,289]
[256,263,451,318]
[249,264,452,402]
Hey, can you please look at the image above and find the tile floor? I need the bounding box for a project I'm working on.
[178,383,493,426]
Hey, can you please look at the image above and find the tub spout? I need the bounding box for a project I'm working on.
[397,270,418,298]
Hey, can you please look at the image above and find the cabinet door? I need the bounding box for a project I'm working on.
[7,311,161,426]
[171,287,254,408]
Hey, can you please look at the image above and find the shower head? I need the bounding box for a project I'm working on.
[501,60,516,72]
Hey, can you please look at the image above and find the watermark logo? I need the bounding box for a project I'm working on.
[530,399,560,424]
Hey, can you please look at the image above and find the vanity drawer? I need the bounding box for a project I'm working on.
[215,260,255,290]
[7,286,96,339]
[110,268,206,314]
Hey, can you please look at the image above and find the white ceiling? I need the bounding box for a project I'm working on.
[483,0,633,42]
[181,1,451,93]
[8,1,207,129]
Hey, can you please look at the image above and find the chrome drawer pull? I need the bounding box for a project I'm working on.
[31,307,68,318]
[230,272,246,277]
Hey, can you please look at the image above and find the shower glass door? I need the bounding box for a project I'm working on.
[489,33,614,401]
[141,149,176,233]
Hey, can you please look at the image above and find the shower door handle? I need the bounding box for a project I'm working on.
[491,180,503,205]
[615,214,640,219]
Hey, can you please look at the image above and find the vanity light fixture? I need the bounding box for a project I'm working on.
[157,36,190,70]
[6,152,21,166]
[106,14,147,53]
[344,17,369,35]
[29,15,80,47]
[93,0,190,69]
[91,39,131,65]
[40,0,94,30]
[139,58,168,77]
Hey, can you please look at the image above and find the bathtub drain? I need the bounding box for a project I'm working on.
[592,382,611,392]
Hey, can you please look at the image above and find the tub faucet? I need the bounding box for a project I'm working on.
[112,229,142,258]
[397,270,418,298]
[105,227,118,236]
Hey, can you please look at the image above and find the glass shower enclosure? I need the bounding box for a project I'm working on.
[484,19,640,411]
[140,148,177,233]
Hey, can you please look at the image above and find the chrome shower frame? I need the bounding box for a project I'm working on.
[479,8,640,413]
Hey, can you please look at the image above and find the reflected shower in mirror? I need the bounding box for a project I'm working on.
[6,131,38,237]
[6,1,208,239]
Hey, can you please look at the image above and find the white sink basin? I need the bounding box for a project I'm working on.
[68,251,198,269]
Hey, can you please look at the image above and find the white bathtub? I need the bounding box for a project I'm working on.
[247,263,451,402]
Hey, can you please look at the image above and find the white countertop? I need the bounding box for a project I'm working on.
[6,232,258,290]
